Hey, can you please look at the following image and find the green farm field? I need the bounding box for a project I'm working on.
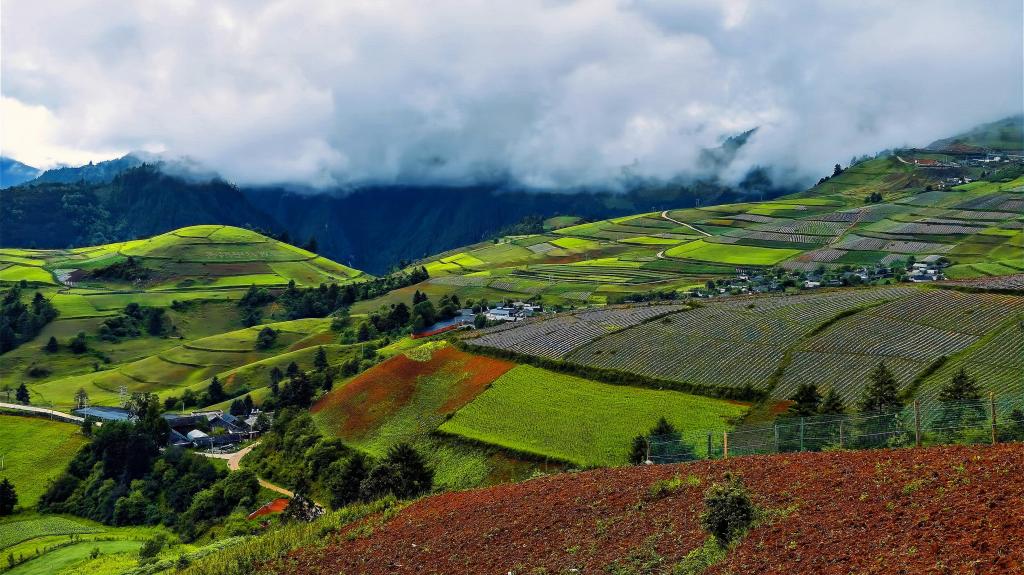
[438,365,748,467]
[0,415,87,507]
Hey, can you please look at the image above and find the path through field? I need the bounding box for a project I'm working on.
[661,210,711,236]
[200,442,295,498]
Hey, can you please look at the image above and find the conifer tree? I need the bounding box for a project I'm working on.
[859,362,900,412]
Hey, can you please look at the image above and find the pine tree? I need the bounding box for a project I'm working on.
[818,388,845,415]
[628,435,648,465]
[269,366,283,396]
[44,336,58,353]
[313,346,328,372]
[207,376,225,404]
[15,383,29,405]
[0,478,17,516]
[859,362,901,412]
[938,368,982,403]
[788,383,822,417]
[286,362,300,378]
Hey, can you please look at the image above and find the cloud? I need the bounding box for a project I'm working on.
[2,0,1021,188]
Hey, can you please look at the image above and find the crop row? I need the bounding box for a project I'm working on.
[774,352,923,403]
[944,273,1024,290]
[736,230,831,245]
[0,516,100,550]
[954,193,1014,211]
[752,219,849,236]
[872,289,1024,335]
[468,304,683,359]
[708,286,916,326]
[798,314,978,362]
[567,329,784,390]
[891,223,983,235]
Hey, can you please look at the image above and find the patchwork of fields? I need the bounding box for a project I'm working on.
[390,164,1024,308]
[464,286,1024,407]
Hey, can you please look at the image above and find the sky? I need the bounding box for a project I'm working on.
[2,0,1021,189]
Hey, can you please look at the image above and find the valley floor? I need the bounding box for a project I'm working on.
[275,442,1023,575]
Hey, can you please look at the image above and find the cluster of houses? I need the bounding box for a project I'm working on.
[483,302,540,322]
[72,405,267,450]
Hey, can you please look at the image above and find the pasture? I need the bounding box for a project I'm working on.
[438,365,748,466]
[0,415,87,507]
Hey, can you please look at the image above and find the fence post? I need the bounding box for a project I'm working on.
[774,424,779,453]
[839,420,844,449]
[799,417,805,451]
[990,391,997,445]
[646,437,651,464]
[706,432,712,460]
[914,400,921,447]
[723,431,729,459]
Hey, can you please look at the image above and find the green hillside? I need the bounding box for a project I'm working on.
[367,161,1022,309]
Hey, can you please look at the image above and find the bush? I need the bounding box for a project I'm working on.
[700,473,756,547]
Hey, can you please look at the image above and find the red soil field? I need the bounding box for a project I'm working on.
[310,346,514,439]
[277,443,1024,575]
[247,497,288,520]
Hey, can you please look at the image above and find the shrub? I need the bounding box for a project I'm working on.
[700,473,756,547]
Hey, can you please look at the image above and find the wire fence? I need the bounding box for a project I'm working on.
[646,394,1024,464]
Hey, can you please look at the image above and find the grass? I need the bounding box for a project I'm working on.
[664,240,801,266]
[0,516,100,550]
[4,540,144,575]
[0,416,87,507]
[0,266,56,284]
[550,237,601,250]
[438,365,747,467]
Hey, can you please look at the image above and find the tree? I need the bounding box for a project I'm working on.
[787,383,821,417]
[700,473,755,547]
[286,361,300,378]
[324,453,370,509]
[256,327,277,349]
[302,236,318,253]
[937,368,986,438]
[360,443,433,500]
[74,388,89,410]
[313,346,329,372]
[81,417,94,437]
[45,336,59,353]
[356,321,371,342]
[938,367,982,403]
[0,479,17,516]
[833,163,843,176]
[628,435,648,466]
[69,332,88,354]
[269,366,283,396]
[229,398,246,416]
[207,376,225,404]
[15,383,29,405]
[818,388,845,415]
[474,313,487,329]
[859,362,901,412]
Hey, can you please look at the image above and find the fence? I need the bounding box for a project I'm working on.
[646,393,1024,464]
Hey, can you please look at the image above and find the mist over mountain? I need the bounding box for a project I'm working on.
[3,1,1021,190]
[0,157,41,188]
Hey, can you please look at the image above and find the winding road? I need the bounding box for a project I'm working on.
[660,210,711,237]
[198,441,295,497]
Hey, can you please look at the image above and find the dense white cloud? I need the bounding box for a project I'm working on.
[2,0,1021,188]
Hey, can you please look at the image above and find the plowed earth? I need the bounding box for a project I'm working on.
[277,443,1023,575]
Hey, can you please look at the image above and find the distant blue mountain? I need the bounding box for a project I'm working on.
[0,157,42,188]
[30,154,143,185]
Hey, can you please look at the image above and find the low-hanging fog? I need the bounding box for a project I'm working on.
[2,0,1021,190]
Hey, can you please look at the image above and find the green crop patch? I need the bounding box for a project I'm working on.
[0,416,88,507]
[664,240,801,265]
[439,365,747,467]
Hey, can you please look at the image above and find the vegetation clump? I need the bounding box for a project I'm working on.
[0,286,58,353]
[700,472,756,547]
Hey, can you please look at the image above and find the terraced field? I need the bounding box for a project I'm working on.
[565,288,915,392]
[776,289,1024,403]
[29,318,335,407]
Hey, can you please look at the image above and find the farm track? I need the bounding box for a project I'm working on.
[661,210,711,236]
[276,443,1024,575]
[200,442,296,498]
